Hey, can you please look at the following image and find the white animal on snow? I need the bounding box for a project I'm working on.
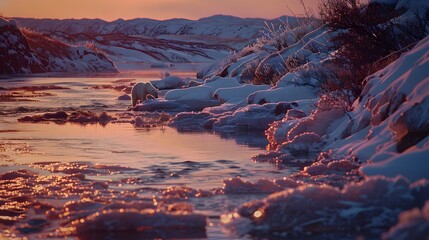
[131,82,158,107]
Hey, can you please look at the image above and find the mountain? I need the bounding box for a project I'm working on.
[14,15,293,40]
[13,16,297,67]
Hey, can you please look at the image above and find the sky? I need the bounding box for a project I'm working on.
[0,0,320,21]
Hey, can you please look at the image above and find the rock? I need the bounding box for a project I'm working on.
[117,94,131,101]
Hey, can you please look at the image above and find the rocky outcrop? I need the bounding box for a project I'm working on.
[0,18,46,74]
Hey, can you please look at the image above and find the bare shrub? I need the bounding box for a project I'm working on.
[240,58,261,84]
[285,52,308,72]
[293,62,335,88]
[256,0,321,53]
[318,91,353,112]
[318,0,429,110]
[254,64,283,85]
[321,1,407,67]
[21,28,71,57]
[258,21,290,51]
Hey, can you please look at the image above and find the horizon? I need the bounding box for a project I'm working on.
[9,13,293,22]
[0,0,320,21]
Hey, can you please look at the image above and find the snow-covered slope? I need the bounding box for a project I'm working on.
[219,35,429,240]
[13,16,298,65]
[0,18,46,74]
[265,35,429,181]
[89,33,231,65]
[14,15,294,41]
[330,36,429,181]
[23,30,117,73]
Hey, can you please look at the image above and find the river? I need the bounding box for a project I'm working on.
[0,74,294,239]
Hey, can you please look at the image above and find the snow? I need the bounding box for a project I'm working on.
[362,148,429,182]
[44,44,117,73]
[212,103,287,131]
[319,36,429,182]
[151,76,186,90]
[214,84,270,103]
[165,86,214,101]
[168,101,298,132]
[247,86,317,104]
[134,89,224,112]
[260,35,429,183]
[164,77,240,101]
[14,15,291,66]
[222,176,424,237]
[383,201,429,239]
[266,100,343,153]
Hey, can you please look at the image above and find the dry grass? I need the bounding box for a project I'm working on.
[83,41,107,56]
[20,28,72,58]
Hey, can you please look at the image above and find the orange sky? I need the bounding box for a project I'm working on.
[0,0,320,21]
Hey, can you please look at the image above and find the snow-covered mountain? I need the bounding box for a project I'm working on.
[0,18,46,74]
[14,15,293,40]
[0,17,117,74]
[13,16,297,66]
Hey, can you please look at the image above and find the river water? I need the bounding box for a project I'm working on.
[0,75,293,239]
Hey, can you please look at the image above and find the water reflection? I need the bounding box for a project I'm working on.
[0,75,290,240]
[77,229,207,240]
[217,130,268,148]
[0,77,290,190]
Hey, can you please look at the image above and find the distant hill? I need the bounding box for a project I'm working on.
[13,15,298,67]
[14,15,296,40]
[0,18,117,75]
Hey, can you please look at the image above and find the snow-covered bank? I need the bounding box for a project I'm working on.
[127,2,429,238]
[132,74,317,132]
[216,24,429,240]
[328,36,429,182]
[260,35,429,184]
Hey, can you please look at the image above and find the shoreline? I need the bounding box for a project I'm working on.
[0,62,210,79]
